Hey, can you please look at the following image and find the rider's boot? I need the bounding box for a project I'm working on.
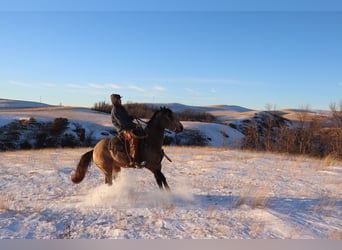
[130,136,146,169]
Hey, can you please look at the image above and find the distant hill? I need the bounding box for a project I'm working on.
[0,98,52,109]
[148,102,253,113]
[0,98,339,158]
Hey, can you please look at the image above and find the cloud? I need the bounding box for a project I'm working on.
[42,83,57,88]
[9,80,58,89]
[154,85,166,91]
[88,83,121,89]
[67,84,87,89]
[67,83,121,90]
[107,83,121,89]
[88,83,106,89]
[185,88,199,95]
[142,77,253,86]
[129,85,145,92]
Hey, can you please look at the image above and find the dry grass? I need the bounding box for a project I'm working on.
[0,192,14,211]
[313,194,338,218]
[251,186,270,209]
[207,204,217,218]
[327,229,342,239]
[249,222,266,238]
[0,196,10,211]
[317,154,341,171]
[234,196,248,208]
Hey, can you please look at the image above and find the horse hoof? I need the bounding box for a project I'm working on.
[134,161,146,168]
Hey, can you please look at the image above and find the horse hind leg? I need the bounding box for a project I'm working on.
[154,170,170,190]
[97,163,113,185]
[113,167,121,180]
[105,166,121,185]
[105,171,113,186]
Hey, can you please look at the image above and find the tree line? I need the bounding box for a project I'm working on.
[242,101,342,160]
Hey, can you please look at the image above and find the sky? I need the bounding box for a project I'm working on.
[1,1,342,110]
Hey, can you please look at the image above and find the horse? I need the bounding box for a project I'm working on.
[71,107,183,190]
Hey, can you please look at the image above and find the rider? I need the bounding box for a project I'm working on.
[110,94,146,168]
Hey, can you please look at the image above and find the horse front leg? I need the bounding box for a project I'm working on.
[154,170,170,191]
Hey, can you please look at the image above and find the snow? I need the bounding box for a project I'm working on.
[0,147,341,239]
[0,102,246,148]
[185,121,244,147]
[0,98,51,109]
[0,99,341,239]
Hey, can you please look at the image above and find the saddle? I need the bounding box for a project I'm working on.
[108,129,147,167]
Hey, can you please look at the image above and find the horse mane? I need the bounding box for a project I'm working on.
[147,106,171,126]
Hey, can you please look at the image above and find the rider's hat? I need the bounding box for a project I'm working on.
[110,94,122,104]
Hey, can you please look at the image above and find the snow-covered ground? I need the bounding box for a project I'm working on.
[0,99,341,239]
[0,147,341,239]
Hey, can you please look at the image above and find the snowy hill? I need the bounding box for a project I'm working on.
[149,102,252,113]
[0,99,331,151]
[0,99,248,149]
[0,98,52,109]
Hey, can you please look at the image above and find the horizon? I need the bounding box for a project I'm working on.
[0,97,335,112]
[1,2,341,110]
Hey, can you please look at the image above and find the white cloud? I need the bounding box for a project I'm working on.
[68,83,121,90]
[67,84,87,89]
[142,77,253,86]
[9,80,57,89]
[42,83,57,88]
[185,88,199,95]
[154,85,166,91]
[129,85,145,92]
[107,83,121,89]
[88,83,106,89]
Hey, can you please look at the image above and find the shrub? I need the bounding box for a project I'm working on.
[20,140,32,149]
[124,103,156,119]
[50,118,69,135]
[61,133,79,148]
[92,101,112,113]
[177,109,216,123]
[241,109,342,160]
[174,129,208,146]
[35,131,48,148]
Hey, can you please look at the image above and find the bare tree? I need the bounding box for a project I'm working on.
[330,100,342,127]
[328,100,342,158]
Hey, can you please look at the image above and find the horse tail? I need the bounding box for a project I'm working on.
[71,150,93,184]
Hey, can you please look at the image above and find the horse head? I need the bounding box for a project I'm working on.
[157,107,184,133]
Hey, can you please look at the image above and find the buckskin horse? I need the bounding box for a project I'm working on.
[71,107,183,190]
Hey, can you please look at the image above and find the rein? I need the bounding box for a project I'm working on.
[135,118,173,134]
[135,117,146,127]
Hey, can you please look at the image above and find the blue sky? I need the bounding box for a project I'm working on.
[1,4,341,110]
